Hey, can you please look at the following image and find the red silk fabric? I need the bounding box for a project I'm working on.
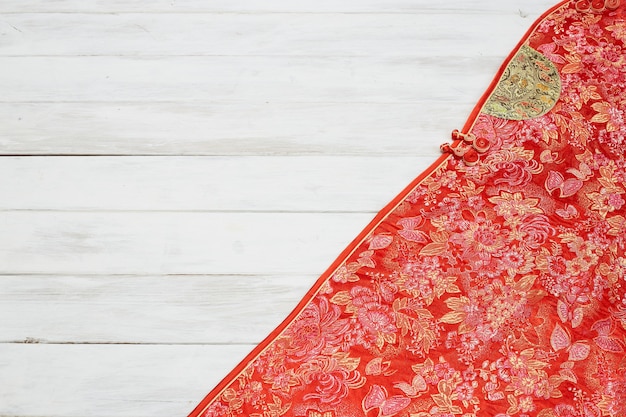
[189,1,626,416]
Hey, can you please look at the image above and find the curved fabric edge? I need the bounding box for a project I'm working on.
[462,0,570,134]
[186,2,571,416]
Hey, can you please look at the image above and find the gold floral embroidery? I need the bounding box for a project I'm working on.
[483,45,561,120]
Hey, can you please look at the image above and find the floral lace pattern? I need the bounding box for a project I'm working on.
[195,2,626,417]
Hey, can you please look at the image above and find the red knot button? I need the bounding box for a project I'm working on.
[473,137,490,153]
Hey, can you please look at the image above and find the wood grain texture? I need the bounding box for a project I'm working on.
[0,102,465,155]
[0,0,558,13]
[0,156,432,211]
[0,275,314,344]
[0,211,372,275]
[0,343,253,417]
[0,13,533,57]
[0,0,559,416]
[1,56,503,103]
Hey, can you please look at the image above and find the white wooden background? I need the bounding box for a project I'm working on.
[0,1,557,416]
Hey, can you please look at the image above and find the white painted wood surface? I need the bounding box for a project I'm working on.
[0,1,557,416]
[1,102,460,155]
[0,156,432,210]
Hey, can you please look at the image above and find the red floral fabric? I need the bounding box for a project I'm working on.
[189,1,626,416]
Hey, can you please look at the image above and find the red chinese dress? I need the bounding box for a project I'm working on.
[189,1,626,416]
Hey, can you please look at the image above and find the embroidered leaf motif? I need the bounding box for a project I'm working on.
[506,394,519,415]
[269,395,291,416]
[551,324,570,351]
[383,332,397,345]
[568,342,590,361]
[431,381,462,414]
[364,384,385,405]
[598,165,624,193]
[419,230,448,255]
[571,308,584,328]
[460,180,485,197]
[595,336,624,352]
[380,397,411,417]
[592,318,612,334]
[516,274,537,292]
[330,291,351,306]
[440,311,464,325]
[369,234,393,250]
[562,53,583,74]
[445,296,468,310]
[591,102,611,123]
[607,215,626,236]
[546,171,564,193]
[557,300,569,323]
[430,230,449,243]
[559,367,578,383]
[560,178,583,197]
[333,352,361,372]
[419,242,446,256]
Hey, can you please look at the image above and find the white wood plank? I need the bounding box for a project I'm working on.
[0,274,313,344]
[0,102,463,156]
[0,156,435,211]
[0,343,253,417]
[0,55,504,102]
[0,0,558,14]
[0,211,373,275]
[0,13,534,57]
